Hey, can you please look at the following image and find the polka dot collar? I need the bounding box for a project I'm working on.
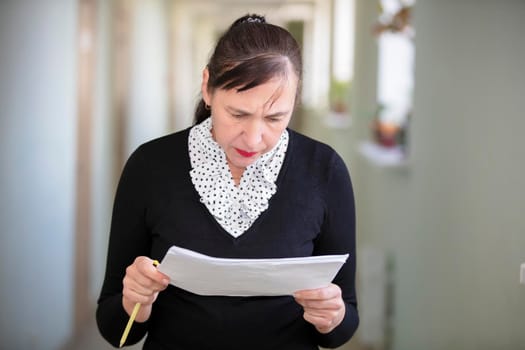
[188,117,289,238]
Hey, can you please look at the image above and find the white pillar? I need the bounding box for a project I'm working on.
[127,0,169,155]
[332,0,355,82]
[171,1,196,130]
[301,0,332,109]
[90,0,115,305]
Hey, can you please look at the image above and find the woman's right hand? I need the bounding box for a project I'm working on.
[122,256,170,322]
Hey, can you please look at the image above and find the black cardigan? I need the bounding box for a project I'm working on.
[96,127,359,350]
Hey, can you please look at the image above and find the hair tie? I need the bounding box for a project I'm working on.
[233,14,266,27]
[246,16,264,24]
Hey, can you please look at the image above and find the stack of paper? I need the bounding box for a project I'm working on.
[157,245,348,297]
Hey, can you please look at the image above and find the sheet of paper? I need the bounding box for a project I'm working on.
[157,245,348,297]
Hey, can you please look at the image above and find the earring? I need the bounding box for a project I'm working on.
[205,103,211,110]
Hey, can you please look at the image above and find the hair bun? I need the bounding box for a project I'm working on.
[233,14,266,26]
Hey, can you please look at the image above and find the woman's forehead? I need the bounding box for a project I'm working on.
[225,78,296,109]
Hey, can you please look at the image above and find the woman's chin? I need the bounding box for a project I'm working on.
[229,155,259,169]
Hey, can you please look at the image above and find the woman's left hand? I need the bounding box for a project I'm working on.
[293,283,345,334]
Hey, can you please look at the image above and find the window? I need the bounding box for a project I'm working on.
[373,0,415,151]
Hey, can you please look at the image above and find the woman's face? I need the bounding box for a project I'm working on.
[202,68,298,173]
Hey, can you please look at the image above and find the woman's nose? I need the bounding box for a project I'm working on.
[243,119,263,148]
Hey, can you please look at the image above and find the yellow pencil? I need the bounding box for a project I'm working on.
[119,260,160,348]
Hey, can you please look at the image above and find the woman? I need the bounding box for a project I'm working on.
[97,14,358,349]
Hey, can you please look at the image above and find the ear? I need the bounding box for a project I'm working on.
[201,67,211,106]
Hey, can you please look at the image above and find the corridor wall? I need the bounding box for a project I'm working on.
[0,1,78,349]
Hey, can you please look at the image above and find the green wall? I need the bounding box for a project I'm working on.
[350,1,525,349]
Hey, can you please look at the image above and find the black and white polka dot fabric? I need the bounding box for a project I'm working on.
[188,117,289,238]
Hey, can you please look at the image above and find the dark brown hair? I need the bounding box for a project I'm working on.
[194,14,303,124]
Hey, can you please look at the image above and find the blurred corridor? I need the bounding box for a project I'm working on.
[1,1,525,350]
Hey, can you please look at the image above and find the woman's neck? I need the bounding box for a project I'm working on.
[228,162,245,186]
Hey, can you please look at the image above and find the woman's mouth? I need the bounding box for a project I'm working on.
[235,148,258,158]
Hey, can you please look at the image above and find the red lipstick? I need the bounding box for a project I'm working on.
[235,148,257,158]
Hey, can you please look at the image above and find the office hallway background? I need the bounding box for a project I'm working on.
[1,1,524,350]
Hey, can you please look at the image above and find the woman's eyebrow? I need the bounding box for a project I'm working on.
[226,106,289,117]
[265,110,289,118]
[226,106,252,115]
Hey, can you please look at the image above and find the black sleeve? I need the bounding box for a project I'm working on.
[314,151,359,348]
[96,147,152,347]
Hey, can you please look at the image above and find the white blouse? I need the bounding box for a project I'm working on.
[188,117,289,237]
